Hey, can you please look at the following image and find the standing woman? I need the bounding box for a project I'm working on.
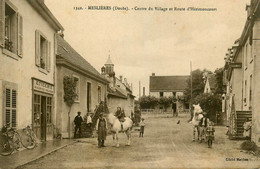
[96,112,108,148]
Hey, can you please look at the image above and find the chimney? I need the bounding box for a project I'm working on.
[119,75,123,82]
[124,78,127,84]
[143,87,145,96]
[152,73,155,76]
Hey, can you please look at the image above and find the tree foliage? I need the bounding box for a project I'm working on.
[214,67,224,95]
[63,76,77,108]
[193,93,222,122]
[139,96,177,109]
[184,69,212,103]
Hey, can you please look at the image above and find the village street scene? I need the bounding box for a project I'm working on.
[0,0,260,169]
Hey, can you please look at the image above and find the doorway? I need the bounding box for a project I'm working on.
[40,96,46,141]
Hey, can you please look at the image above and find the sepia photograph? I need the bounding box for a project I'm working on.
[0,0,260,168]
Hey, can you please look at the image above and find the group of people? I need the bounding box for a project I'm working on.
[73,112,93,138]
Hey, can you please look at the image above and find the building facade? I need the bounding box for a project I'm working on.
[101,57,135,117]
[56,35,108,138]
[0,0,63,141]
[149,74,190,112]
[224,0,260,145]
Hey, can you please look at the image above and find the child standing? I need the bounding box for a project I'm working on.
[206,121,215,148]
[139,118,145,138]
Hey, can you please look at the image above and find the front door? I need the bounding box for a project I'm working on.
[41,96,46,141]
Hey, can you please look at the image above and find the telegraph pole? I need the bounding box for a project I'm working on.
[139,81,141,99]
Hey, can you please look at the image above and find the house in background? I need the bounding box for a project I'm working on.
[149,73,190,112]
[0,0,63,141]
[56,35,108,138]
[101,57,135,117]
[204,73,216,94]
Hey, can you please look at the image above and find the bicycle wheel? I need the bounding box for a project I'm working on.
[20,133,35,149]
[0,139,14,156]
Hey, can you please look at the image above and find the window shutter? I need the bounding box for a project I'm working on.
[46,41,51,72]
[0,0,5,47]
[11,89,17,127]
[17,13,23,57]
[35,30,40,66]
[11,12,18,54]
[5,88,11,127]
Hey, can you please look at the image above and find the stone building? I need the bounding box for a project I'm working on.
[149,73,190,112]
[101,57,135,117]
[56,35,109,138]
[0,0,63,141]
[223,0,260,145]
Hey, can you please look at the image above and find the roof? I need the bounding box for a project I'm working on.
[27,0,64,31]
[107,87,127,99]
[56,35,108,83]
[207,74,216,90]
[105,56,113,65]
[149,75,190,92]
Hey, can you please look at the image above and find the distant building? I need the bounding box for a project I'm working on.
[56,35,108,138]
[101,57,135,117]
[149,73,190,112]
[204,74,216,94]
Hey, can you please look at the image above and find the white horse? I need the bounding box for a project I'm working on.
[191,104,203,141]
[107,113,133,147]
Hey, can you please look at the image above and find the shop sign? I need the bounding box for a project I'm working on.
[33,79,54,94]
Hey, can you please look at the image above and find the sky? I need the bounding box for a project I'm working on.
[46,0,249,98]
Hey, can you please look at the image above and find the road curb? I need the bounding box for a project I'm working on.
[15,140,77,169]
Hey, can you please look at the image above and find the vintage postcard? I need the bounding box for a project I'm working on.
[0,0,259,168]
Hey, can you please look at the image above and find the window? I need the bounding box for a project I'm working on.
[46,97,52,124]
[73,76,80,102]
[98,86,101,103]
[35,30,51,72]
[4,86,17,128]
[160,92,164,97]
[0,0,23,57]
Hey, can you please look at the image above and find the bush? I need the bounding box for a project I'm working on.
[241,140,258,152]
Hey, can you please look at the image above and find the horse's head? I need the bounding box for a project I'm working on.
[192,104,203,125]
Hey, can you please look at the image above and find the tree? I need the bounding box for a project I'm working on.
[184,69,212,104]
[214,67,224,95]
[193,93,222,123]
[139,96,158,109]
[63,76,78,138]
[158,96,173,112]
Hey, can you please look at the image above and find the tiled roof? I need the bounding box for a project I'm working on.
[56,35,107,82]
[149,75,190,91]
[107,87,127,99]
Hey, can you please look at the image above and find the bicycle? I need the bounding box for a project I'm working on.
[20,125,37,150]
[0,124,37,156]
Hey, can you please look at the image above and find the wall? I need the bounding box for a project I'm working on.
[0,0,57,130]
[252,19,260,145]
[56,66,106,138]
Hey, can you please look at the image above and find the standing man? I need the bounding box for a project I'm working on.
[74,111,83,138]
[172,102,177,117]
[96,113,107,148]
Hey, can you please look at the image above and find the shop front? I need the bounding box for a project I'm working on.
[32,78,54,141]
